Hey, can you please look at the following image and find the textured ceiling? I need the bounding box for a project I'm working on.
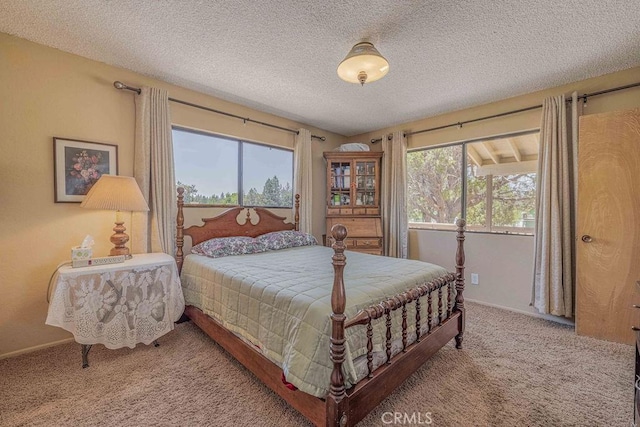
[1,1,639,136]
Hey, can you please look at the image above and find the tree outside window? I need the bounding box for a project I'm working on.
[407,132,538,234]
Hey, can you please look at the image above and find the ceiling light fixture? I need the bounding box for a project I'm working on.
[337,42,389,86]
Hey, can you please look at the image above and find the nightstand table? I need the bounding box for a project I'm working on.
[46,253,185,367]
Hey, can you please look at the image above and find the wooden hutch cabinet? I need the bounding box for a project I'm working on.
[324,151,383,255]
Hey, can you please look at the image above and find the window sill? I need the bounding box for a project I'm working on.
[183,204,293,209]
[408,223,533,236]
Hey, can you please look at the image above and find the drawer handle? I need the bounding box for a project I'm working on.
[634,305,640,309]
[632,326,640,331]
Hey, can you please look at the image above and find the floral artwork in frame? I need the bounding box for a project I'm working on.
[54,137,118,203]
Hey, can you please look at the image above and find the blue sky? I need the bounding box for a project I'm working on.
[173,129,293,196]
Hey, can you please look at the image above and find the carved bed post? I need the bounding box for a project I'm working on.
[327,224,349,427]
[176,187,185,273]
[454,218,466,349]
[294,194,300,232]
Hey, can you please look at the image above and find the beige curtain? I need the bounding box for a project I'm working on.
[131,87,176,255]
[532,94,573,317]
[294,128,312,233]
[381,131,408,258]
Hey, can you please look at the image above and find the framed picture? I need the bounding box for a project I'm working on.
[53,137,118,203]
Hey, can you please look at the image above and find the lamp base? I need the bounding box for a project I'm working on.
[110,221,131,259]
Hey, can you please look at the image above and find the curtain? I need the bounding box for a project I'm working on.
[532,94,574,317]
[381,131,408,258]
[131,86,176,255]
[294,128,312,233]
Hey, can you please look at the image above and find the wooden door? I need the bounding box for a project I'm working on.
[576,108,640,345]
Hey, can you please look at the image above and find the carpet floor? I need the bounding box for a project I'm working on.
[0,302,632,427]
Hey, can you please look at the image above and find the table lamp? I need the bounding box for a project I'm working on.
[80,175,150,258]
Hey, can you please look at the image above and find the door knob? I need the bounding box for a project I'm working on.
[581,235,593,243]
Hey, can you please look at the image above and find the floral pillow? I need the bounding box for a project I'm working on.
[256,230,317,251]
[191,236,267,258]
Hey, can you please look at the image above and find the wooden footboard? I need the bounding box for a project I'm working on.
[175,189,466,427]
[326,220,465,427]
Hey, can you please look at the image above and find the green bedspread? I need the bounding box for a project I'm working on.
[180,245,449,397]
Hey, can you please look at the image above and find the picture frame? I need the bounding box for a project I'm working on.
[53,137,118,203]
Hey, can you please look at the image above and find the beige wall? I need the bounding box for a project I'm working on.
[0,33,345,357]
[351,67,640,319]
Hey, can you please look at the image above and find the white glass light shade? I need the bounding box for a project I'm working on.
[81,175,149,212]
[337,42,390,85]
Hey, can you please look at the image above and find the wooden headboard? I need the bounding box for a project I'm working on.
[175,188,300,272]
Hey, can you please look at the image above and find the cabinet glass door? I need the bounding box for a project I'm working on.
[355,161,376,206]
[329,161,352,206]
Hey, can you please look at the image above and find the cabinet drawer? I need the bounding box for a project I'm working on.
[326,237,356,249]
[354,238,382,249]
[327,208,354,215]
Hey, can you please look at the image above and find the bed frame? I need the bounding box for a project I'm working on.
[175,188,466,427]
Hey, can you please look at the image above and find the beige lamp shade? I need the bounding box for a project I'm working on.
[81,175,149,212]
[337,42,390,85]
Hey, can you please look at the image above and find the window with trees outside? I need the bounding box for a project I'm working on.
[407,131,539,234]
[173,127,294,207]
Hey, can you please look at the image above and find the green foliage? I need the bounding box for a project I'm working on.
[407,146,463,223]
[176,176,292,207]
[407,148,536,230]
[491,173,536,227]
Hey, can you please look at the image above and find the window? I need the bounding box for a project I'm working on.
[173,127,293,207]
[407,131,539,234]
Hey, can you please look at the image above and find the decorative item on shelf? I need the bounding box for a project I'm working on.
[337,41,389,86]
[80,175,149,259]
[366,177,373,189]
[344,166,351,188]
[334,166,343,189]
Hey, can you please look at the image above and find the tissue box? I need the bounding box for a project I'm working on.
[71,246,92,261]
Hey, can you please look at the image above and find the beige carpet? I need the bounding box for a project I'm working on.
[0,302,632,426]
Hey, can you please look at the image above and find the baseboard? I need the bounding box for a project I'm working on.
[466,298,575,327]
[0,337,75,360]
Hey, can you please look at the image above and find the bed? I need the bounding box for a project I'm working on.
[175,189,466,426]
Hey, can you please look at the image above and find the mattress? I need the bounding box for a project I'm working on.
[180,245,449,397]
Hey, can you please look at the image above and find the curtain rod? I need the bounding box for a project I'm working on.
[370,81,640,143]
[113,81,326,142]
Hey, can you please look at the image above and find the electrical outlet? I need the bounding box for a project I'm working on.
[471,273,479,285]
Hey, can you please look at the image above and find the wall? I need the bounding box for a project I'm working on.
[0,33,345,357]
[350,66,640,320]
